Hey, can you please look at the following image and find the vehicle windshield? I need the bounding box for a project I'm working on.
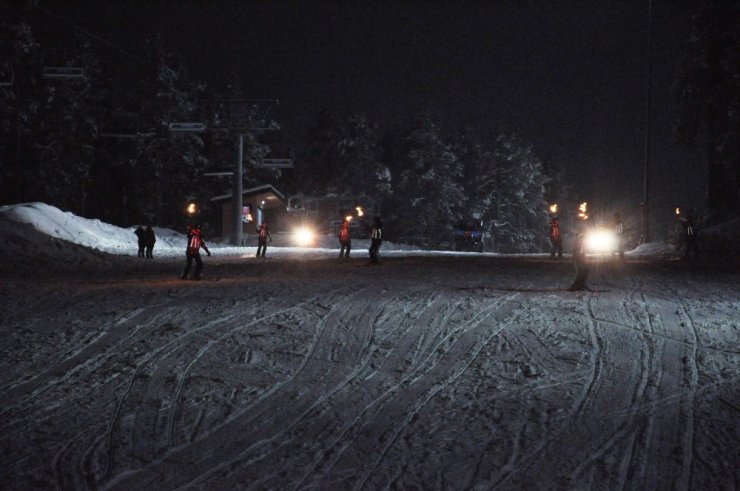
[456,220,481,231]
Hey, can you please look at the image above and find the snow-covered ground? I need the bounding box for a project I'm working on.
[1,203,738,489]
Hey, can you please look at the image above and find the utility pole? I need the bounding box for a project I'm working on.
[233,133,244,246]
[641,0,653,244]
[200,99,278,245]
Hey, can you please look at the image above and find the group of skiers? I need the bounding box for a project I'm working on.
[337,216,383,264]
[550,210,700,291]
[163,208,701,283]
[173,215,384,280]
[134,226,156,259]
[549,212,626,291]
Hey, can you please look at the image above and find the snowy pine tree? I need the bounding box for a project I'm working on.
[386,112,465,248]
[0,22,97,215]
[458,131,549,252]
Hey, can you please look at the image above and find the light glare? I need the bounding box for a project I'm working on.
[293,227,315,247]
[585,229,616,253]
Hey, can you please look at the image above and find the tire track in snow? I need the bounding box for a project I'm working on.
[49,290,335,487]
[284,291,455,489]
[101,287,376,490]
[634,284,699,491]
[163,291,348,447]
[495,288,653,489]
[567,296,654,484]
[99,288,350,484]
[175,288,391,490]
[620,284,660,489]
[234,290,442,490]
[0,303,177,426]
[663,283,701,491]
[349,293,525,490]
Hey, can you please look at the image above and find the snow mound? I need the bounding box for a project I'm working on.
[0,202,184,257]
[627,241,676,256]
[0,203,421,260]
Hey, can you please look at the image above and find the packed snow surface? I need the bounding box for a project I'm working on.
[1,203,738,489]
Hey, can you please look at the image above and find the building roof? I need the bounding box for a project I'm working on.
[210,184,285,209]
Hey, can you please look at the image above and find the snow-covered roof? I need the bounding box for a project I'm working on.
[210,184,285,206]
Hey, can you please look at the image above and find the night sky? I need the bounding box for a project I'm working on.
[42,0,704,234]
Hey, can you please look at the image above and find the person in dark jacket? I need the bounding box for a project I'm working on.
[568,232,590,291]
[144,225,156,259]
[612,212,624,261]
[368,216,383,265]
[682,214,699,260]
[549,217,563,258]
[134,226,145,258]
[338,217,352,258]
[256,221,272,258]
[181,225,210,280]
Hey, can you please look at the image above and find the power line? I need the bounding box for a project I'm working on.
[34,2,146,65]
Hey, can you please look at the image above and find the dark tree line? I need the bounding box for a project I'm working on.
[0,14,275,234]
[675,0,740,223]
[1,9,557,251]
[288,109,553,251]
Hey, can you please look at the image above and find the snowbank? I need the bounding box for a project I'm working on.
[626,241,677,256]
[0,203,421,266]
[6,202,733,267]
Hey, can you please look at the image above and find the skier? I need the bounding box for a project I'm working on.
[338,217,352,258]
[682,214,699,260]
[144,225,156,259]
[549,217,563,258]
[134,226,145,258]
[568,232,590,291]
[368,216,383,265]
[181,225,211,280]
[612,212,624,260]
[256,221,272,258]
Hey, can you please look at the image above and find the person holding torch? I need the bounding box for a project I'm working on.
[549,217,563,258]
[181,224,210,280]
[256,220,272,258]
[338,216,352,258]
[569,203,590,291]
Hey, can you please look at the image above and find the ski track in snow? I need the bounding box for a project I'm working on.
[0,256,738,490]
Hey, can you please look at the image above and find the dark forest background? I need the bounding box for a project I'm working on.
[1,1,737,250]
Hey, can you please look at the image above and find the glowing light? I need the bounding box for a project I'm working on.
[549,203,558,215]
[356,207,364,217]
[293,226,315,247]
[578,202,588,220]
[675,207,681,216]
[345,215,353,222]
[585,229,617,253]
[186,203,197,215]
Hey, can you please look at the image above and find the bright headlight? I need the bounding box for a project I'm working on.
[585,229,616,253]
[293,227,315,247]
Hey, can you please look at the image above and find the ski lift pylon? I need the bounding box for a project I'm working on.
[42,66,85,79]
[169,122,206,132]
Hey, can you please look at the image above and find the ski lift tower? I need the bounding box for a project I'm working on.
[200,99,279,245]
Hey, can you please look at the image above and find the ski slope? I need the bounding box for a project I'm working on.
[0,203,737,489]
